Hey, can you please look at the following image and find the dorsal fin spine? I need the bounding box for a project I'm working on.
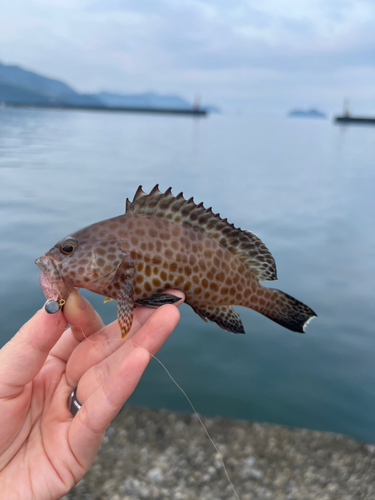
[126,185,277,281]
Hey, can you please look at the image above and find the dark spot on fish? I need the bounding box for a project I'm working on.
[188,255,196,266]
[199,260,206,271]
[184,266,192,276]
[216,271,225,281]
[165,248,173,260]
[175,276,184,286]
[152,255,162,265]
[153,278,161,287]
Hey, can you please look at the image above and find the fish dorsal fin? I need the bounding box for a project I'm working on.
[126,185,277,281]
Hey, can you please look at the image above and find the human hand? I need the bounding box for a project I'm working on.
[0,289,185,500]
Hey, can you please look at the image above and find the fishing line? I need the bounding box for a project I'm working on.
[66,310,240,498]
[131,340,241,500]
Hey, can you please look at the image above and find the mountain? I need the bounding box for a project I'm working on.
[0,62,75,97]
[0,62,103,107]
[288,108,326,119]
[0,61,218,112]
[0,82,52,105]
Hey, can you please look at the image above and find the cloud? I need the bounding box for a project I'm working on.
[0,0,374,112]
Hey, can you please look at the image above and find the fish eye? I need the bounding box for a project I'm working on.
[60,238,78,255]
[61,244,75,254]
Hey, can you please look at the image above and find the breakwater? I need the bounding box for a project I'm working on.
[62,406,375,500]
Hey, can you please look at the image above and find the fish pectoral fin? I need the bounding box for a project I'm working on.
[117,279,134,339]
[104,296,115,303]
[191,305,245,334]
[134,294,182,309]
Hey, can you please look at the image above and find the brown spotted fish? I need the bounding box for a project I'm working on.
[35,185,316,338]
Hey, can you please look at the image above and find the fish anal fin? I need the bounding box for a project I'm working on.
[104,296,115,303]
[191,304,245,334]
[126,185,277,281]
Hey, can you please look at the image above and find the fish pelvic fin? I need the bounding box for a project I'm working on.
[135,293,181,309]
[248,286,317,333]
[126,185,277,282]
[191,304,245,334]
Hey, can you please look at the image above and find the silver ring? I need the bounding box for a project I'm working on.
[68,387,82,416]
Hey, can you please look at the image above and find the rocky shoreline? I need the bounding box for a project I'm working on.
[63,406,375,500]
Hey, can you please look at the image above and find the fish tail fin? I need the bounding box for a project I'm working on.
[247,286,317,333]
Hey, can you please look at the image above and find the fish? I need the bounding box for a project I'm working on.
[35,185,316,338]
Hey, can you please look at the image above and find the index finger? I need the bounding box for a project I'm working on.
[0,307,67,397]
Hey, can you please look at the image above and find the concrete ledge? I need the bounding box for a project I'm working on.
[63,406,375,500]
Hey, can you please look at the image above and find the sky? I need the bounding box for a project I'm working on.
[0,0,374,113]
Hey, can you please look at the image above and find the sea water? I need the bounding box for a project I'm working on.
[0,108,374,442]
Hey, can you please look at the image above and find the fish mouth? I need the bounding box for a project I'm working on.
[35,257,47,273]
[35,255,61,283]
[36,255,75,302]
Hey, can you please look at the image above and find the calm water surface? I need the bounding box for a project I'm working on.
[0,109,374,442]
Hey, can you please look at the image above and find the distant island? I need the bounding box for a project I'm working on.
[0,61,218,115]
[288,108,326,119]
